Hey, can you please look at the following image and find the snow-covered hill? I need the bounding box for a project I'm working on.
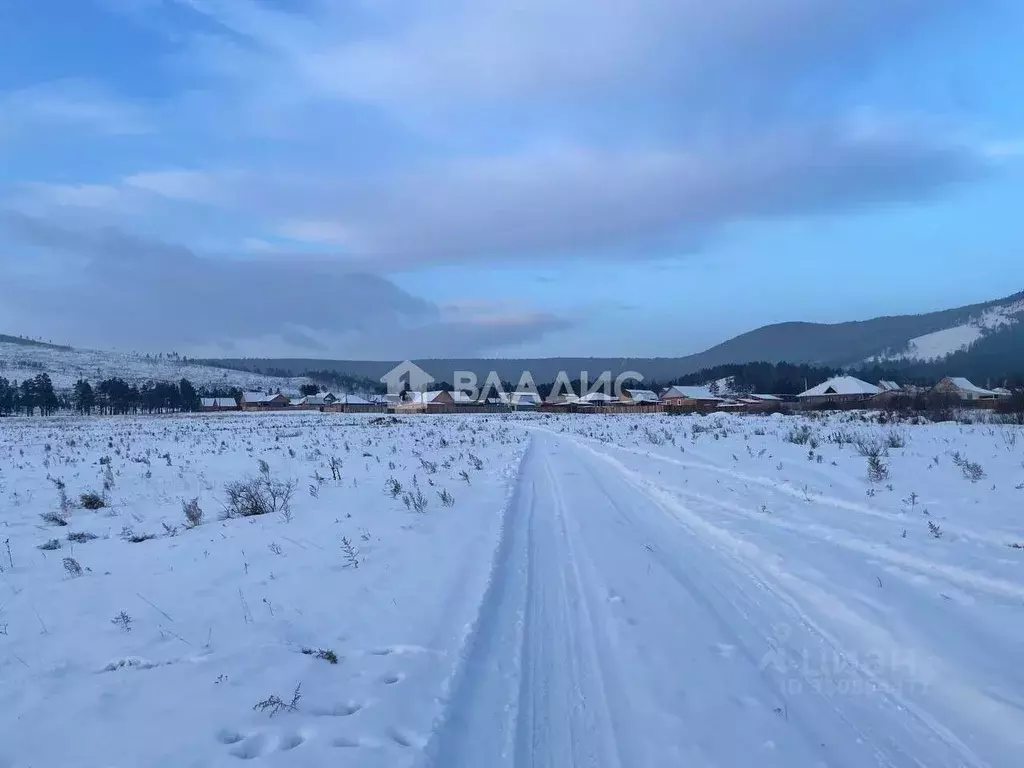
[0,340,309,391]
[871,298,1024,363]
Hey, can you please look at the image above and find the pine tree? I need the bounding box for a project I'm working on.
[32,374,58,416]
[178,378,199,412]
[74,379,95,415]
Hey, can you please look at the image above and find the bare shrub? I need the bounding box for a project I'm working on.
[867,454,890,483]
[111,611,133,632]
[38,538,62,551]
[80,491,106,510]
[785,425,813,445]
[253,684,301,717]
[182,497,204,528]
[885,431,907,449]
[951,451,986,482]
[40,510,69,527]
[328,456,342,481]
[67,531,98,544]
[52,478,72,516]
[121,526,156,543]
[223,463,297,519]
[402,487,428,514]
[63,557,83,577]
[301,647,338,664]
[341,537,360,568]
[827,430,853,446]
[961,461,985,482]
[854,435,886,458]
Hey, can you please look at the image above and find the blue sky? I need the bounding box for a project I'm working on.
[2,0,1023,359]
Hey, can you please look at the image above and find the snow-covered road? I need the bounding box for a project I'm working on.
[425,429,1021,768]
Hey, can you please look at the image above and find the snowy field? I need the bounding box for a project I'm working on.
[2,411,1023,767]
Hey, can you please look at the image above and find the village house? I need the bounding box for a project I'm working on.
[393,390,455,412]
[660,385,722,410]
[620,388,660,405]
[544,392,580,406]
[240,392,290,410]
[578,391,618,406]
[322,393,383,413]
[503,391,542,409]
[870,380,906,405]
[199,397,238,411]
[733,394,784,412]
[797,376,879,406]
[290,394,329,409]
[932,377,998,401]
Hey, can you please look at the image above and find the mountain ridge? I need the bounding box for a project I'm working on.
[201,290,1024,384]
[4,290,1023,389]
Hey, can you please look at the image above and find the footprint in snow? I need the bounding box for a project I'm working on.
[386,727,425,749]
[278,731,306,751]
[220,728,310,758]
[310,701,364,717]
[215,729,245,745]
[229,733,272,760]
[379,672,404,685]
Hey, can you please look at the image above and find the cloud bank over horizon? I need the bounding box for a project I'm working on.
[2,0,1022,357]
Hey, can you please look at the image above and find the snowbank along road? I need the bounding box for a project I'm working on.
[2,412,1023,767]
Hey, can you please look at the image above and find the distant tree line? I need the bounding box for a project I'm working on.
[0,374,60,416]
[298,369,384,394]
[220,365,383,394]
[67,378,200,415]
[0,375,244,416]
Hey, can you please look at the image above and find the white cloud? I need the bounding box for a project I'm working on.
[277,219,355,246]
[983,139,1024,159]
[21,183,126,210]
[123,170,228,203]
[0,213,573,356]
[0,80,150,140]
[7,116,986,267]
[162,0,971,119]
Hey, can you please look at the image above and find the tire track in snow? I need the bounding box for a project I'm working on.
[420,442,536,767]
[558,428,1020,550]
[424,432,1005,767]
[570,435,1006,768]
[422,438,631,768]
